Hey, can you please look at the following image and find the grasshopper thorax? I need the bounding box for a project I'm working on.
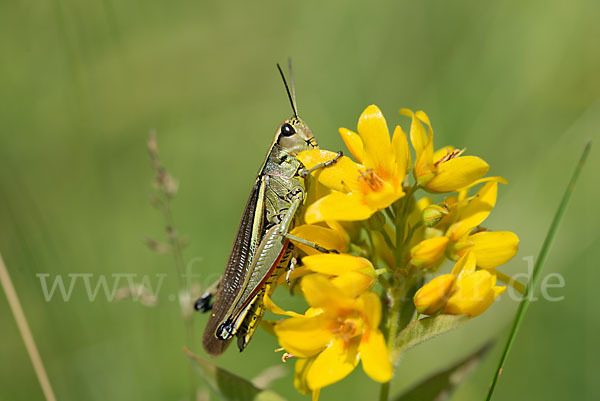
[275,116,318,154]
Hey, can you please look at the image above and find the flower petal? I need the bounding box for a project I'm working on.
[414,135,435,186]
[425,156,489,193]
[297,149,340,169]
[391,125,410,177]
[339,128,364,164]
[330,271,376,298]
[357,105,394,178]
[302,253,373,275]
[400,108,429,157]
[290,225,347,255]
[451,250,477,277]
[456,176,508,192]
[357,291,382,329]
[274,313,334,358]
[358,330,392,383]
[314,156,363,193]
[305,192,375,224]
[448,181,499,240]
[301,273,355,311]
[264,293,303,317]
[469,231,519,268]
[410,236,449,267]
[306,337,360,389]
[294,357,315,395]
[444,270,496,317]
[361,180,405,211]
[326,220,351,245]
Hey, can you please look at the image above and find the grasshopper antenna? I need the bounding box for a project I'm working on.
[277,63,298,118]
[288,58,297,115]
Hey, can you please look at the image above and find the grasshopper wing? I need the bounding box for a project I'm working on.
[202,179,265,356]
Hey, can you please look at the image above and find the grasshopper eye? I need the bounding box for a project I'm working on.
[280,123,296,137]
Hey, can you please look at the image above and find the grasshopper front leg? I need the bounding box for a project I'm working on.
[299,151,343,177]
[284,233,340,254]
[282,233,340,284]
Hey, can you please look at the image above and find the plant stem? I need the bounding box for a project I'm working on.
[163,197,196,351]
[380,277,413,401]
[384,205,396,222]
[148,133,197,401]
[379,382,390,401]
[394,186,418,267]
[378,227,396,251]
[0,252,57,401]
[380,187,419,401]
[485,141,591,400]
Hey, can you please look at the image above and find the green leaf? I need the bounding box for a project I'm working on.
[184,349,287,401]
[485,141,592,400]
[393,315,470,362]
[394,342,492,401]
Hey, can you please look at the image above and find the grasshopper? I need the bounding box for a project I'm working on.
[196,64,341,357]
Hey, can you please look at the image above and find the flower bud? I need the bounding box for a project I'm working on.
[410,236,449,268]
[413,274,455,315]
[422,204,448,227]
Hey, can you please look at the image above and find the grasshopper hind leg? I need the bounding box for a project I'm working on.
[216,319,235,340]
[194,276,222,313]
[194,297,212,312]
[236,245,294,351]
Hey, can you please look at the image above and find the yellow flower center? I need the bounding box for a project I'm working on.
[333,315,364,344]
[358,169,385,192]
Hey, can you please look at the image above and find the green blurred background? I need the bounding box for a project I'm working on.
[1,0,598,400]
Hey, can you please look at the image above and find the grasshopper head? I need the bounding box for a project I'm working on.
[275,116,318,153]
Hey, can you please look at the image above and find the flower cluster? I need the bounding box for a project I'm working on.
[265,105,519,399]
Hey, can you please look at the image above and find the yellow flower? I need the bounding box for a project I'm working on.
[446,180,520,268]
[413,252,508,317]
[273,274,392,394]
[413,274,455,315]
[445,270,505,316]
[410,180,519,270]
[444,252,506,317]
[297,105,409,223]
[400,108,489,193]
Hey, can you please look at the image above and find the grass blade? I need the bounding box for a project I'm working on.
[485,141,592,400]
[0,252,57,401]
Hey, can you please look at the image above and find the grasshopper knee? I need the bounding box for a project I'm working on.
[194,294,213,312]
